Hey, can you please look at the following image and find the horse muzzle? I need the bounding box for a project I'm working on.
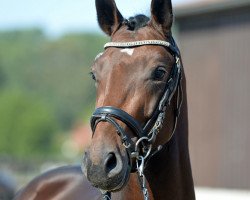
[82,147,130,192]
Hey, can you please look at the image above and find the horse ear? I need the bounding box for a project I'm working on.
[150,0,173,35]
[95,0,124,36]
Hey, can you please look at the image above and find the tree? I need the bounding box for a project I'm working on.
[0,90,59,158]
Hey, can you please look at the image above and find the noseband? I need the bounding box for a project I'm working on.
[90,39,182,200]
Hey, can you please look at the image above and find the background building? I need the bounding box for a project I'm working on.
[175,0,250,189]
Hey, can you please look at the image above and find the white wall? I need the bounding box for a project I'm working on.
[195,188,250,200]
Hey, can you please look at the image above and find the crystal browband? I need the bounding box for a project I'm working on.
[104,40,171,49]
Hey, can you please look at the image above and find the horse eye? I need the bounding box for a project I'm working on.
[89,72,96,81]
[153,67,167,81]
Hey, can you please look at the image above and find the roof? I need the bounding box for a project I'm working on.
[175,0,250,18]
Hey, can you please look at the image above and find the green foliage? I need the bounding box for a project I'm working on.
[0,64,6,87]
[0,89,59,158]
[0,29,108,127]
[0,29,108,158]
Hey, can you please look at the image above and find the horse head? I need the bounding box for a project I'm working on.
[82,0,181,193]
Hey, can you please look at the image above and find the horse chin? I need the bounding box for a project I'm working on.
[109,165,131,192]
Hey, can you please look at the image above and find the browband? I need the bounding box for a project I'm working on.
[104,40,171,48]
[104,40,180,55]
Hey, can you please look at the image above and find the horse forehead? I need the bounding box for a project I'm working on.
[107,48,149,71]
[120,48,134,56]
[99,46,169,71]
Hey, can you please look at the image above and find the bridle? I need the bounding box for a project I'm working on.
[91,38,182,200]
[90,38,182,200]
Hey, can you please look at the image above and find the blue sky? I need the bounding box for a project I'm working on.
[0,0,200,36]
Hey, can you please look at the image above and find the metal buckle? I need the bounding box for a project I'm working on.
[135,137,152,160]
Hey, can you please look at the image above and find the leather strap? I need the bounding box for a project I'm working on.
[91,106,144,138]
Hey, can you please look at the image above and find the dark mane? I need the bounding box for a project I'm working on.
[124,14,150,31]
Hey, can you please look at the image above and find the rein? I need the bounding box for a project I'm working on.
[90,39,182,200]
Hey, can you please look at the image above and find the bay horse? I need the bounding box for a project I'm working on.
[15,0,195,199]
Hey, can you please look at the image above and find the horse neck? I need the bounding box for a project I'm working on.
[145,73,195,200]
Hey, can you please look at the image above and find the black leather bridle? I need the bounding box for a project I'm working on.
[90,37,182,200]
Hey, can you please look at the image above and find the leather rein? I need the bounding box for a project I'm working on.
[90,38,182,200]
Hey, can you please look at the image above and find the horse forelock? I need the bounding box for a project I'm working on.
[123,14,150,31]
[111,14,170,43]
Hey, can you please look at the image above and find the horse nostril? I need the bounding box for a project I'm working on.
[105,153,117,174]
